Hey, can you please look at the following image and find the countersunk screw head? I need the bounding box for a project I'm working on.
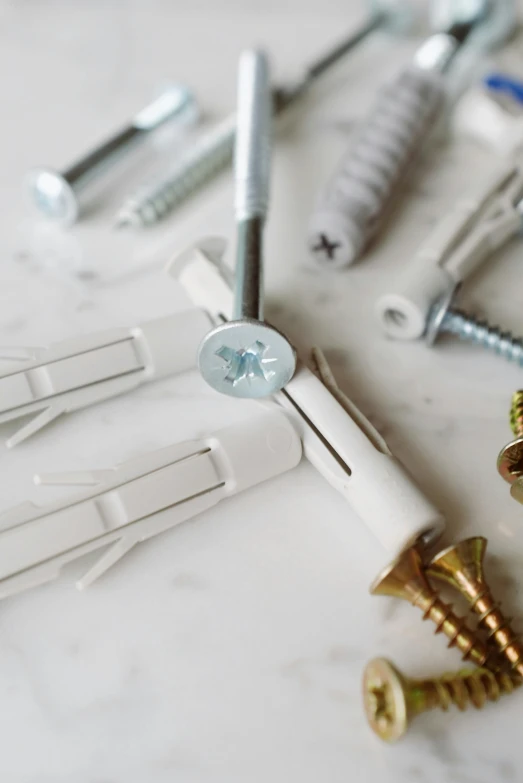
[497,437,523,485]
[370,546,493,668]
[363,658,409,743]
[363,656,522,743]
[28,168,78,225]
[198,319,297,399]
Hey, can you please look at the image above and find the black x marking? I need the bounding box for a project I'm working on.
[312,233,340,261]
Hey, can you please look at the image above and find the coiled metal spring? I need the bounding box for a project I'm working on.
[308,64,445,269]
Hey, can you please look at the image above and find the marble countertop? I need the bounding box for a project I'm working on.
[2,2,523,781]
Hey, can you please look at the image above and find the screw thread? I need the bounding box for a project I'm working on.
[416,594,490,666]
[116,117,236,227]
[364,657,520,743]
[470,588,523,677]
[416,593,492,668]
[417,668,521,713]
[441,309,523,366]
[510,391,523,437]
[234,49,271,222]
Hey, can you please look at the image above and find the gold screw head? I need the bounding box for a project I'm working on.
[497,437,523,485]
[370,547,429,601]
[363,658,409,743]
[371,544,493,668]
[427,537,486,596]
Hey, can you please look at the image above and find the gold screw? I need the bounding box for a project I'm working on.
[428,536,523,678]
[510,390,523,437]
[363,657,521,743]
[497,391,523,503]
[371,547,493,668]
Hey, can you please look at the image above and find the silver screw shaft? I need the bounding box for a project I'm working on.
[439,309,523,365]
[115,9,396,229]
[197,50,296,399]
[233,49,271,322]
[426,288,523,366]
[29,84,196,226]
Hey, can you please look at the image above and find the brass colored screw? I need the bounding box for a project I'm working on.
[363,657,521,743]
[371,547,493,668]
[497,390,523,487]
[428,537,523,678]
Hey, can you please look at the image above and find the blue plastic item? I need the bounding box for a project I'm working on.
[484,73,523,105]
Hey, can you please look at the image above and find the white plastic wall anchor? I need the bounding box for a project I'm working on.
[375,162,523,340]
[0,409,301,598]
[0,308,212,447]
[452,87,523,157]
[170,238,445,555]
[307,64,446,270]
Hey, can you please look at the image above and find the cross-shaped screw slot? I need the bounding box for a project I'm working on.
[216,341,276,386]
[312,233,341,261]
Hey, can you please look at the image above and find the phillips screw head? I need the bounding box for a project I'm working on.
[198,319,296,399]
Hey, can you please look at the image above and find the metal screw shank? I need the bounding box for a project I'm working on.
[197,50,296,399]
[233,49,271,321]
[426,288,523,366]
[363,657,520,743]
[29,84,195,225]
[428,537,523,678]
[115,8,401,229]
[371,546,495,668]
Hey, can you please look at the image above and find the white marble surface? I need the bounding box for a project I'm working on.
[2,2,523,781]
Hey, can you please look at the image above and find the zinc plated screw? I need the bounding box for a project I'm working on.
[371,546,494,668]
[29,84,197,226]
[428,537,523,678]
[197,50,296,399]
[115,2,412,228]
[498,390,523,504]
[363,657,521,743]
[426,286,523,366]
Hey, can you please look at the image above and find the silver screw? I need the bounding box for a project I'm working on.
[426,286,523,365]
[115,3,412,229]
[198,50,296,399]
[28,84,197,226]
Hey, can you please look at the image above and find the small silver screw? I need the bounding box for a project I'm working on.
[198,50,296,399]
[28,84,197,226]
[426,286,523,366]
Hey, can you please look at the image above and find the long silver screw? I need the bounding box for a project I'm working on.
[197,50,296,399]
[115,2,412,228]
[28,84,197,226]
[426,286,523,366]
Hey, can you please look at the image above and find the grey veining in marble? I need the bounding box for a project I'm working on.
[1,2,523,781]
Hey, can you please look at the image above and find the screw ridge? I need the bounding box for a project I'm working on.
[371,547,494,668]
[363,657,521,742]
[415,591,491,666]
[441,308,523,366]
[429,668,520,711]
[468,588,523,674]
[116,118,235,227]
[510,390,523,437]
[428,537,523,678]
